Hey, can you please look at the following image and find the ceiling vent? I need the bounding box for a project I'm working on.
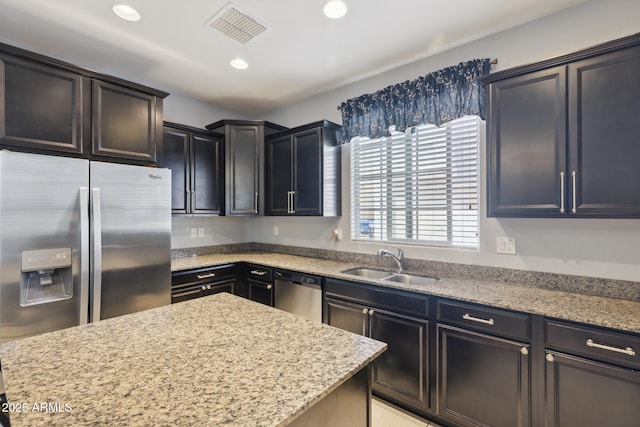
[205,2,267,45]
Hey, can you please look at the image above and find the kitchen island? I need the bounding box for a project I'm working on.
[0,293,386,426]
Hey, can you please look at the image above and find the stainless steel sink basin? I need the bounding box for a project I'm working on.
[383,273,438,286]
[341,267,393,279]
[341,267,438,286]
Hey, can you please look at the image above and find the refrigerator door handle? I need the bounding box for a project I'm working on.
[79,187,90,325]
[91,188,102,323]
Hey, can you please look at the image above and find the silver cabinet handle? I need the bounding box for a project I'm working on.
[571,171,577,214]
[560,172,565,214]
[362,308,368,314]
[251,270,267,276]
[255,192,259,213]
[463,313,495,326]
[197,273,216,279]
[201,286,207,291]
[266,284,272,290]
[521,347,529,356]
[287,191,292,214]
[206,285,212,290]
[586,339,636,356]
[546,353,555,362]
[368,309,374,315]
[91,188,102,323]
[290,190,296,214]
[79,187,89,325]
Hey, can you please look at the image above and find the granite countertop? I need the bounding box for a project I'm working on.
[0,293,386,427]
[173,253,640,334]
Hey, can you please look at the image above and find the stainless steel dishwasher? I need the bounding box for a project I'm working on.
[274,269,322,322]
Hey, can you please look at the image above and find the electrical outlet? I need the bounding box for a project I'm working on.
[331,229,342,241]
[496,237,516,254]
[273,226,279,236]
[198,227,205,238]
[190,228,197,238]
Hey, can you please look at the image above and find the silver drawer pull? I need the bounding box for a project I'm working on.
[463,313,495,326]
[197,273,216,279]
[251,270,267,276]
[586,339,636,356]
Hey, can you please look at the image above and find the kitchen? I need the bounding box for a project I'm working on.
[1,0,640,426]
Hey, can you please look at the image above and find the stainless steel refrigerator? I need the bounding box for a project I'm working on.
[0,150,171,342]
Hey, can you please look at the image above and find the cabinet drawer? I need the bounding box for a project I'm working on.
[325,278,428,318]
[437,299,530,342]
[545,319,640,369]
[172,264,236,286]
[246,264,273,282]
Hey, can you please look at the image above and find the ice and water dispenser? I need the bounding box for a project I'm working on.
[20,248,73,306]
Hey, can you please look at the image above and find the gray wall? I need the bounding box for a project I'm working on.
[172,0,640,282]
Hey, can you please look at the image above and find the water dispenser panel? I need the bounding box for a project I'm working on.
[20,248,73,307]
[21,248,72,272]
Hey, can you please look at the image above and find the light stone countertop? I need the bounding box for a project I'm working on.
[0,293,386,427]
[172,253,640,334]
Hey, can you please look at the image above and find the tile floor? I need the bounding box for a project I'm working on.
[371,397,441,427]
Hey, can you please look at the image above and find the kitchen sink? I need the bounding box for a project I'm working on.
[383,273,438,286]
[341,267,438,286]
[340,267,394,279]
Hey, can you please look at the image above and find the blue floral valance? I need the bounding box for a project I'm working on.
[338,58,491,143]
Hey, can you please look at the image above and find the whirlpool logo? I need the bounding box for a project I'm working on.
[148,174,163,180]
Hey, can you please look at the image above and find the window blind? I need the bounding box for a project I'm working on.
[351,115,480,248]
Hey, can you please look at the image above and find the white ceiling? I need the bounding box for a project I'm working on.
[0,0,589,115]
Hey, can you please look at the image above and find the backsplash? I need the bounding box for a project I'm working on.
[172,243,640,301]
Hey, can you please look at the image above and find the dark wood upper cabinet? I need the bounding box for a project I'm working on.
[161,122,224,215]
[568,46,640,216]
[486,67,566,216]
[266,120,341,216]
[483,34,640,218]
[206,120,287,216]
[92,80,161,164]
[0,53,84,155]
[0,42,167,165]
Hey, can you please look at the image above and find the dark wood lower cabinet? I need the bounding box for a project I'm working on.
[545,351,640,427]
[247,280,274,306]
[370,309,429,412]
[325,296,430,413]
[437,324,530,427]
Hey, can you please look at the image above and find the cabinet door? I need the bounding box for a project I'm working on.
[206,280,234,296]
[293,128,323,215]
[545,351,640,427]
[266,135,293,215]
[162,126,190,214]
[192,132,223,214]
[325,298,368,336]
[487,66,566,217]
[370,308,430,413]
[226,125,262,215]
[438,324,530,427]
[247,280,274,306]
[569,45,640,217]
[0,54,83,154]
[92,80,157,163]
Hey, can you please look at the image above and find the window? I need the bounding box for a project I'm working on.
[351,115,480,249]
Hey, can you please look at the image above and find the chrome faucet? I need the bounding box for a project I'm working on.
[377,247,404,273]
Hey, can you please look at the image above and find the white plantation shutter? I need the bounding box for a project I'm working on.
[351,116,480,248]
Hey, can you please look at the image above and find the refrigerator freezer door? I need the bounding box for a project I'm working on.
[0,151,89,342]
[89,162,171,321]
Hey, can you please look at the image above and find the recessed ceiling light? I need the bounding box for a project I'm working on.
[230,58,248,70]
[112,4,141,22]
[323,1,347,19]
